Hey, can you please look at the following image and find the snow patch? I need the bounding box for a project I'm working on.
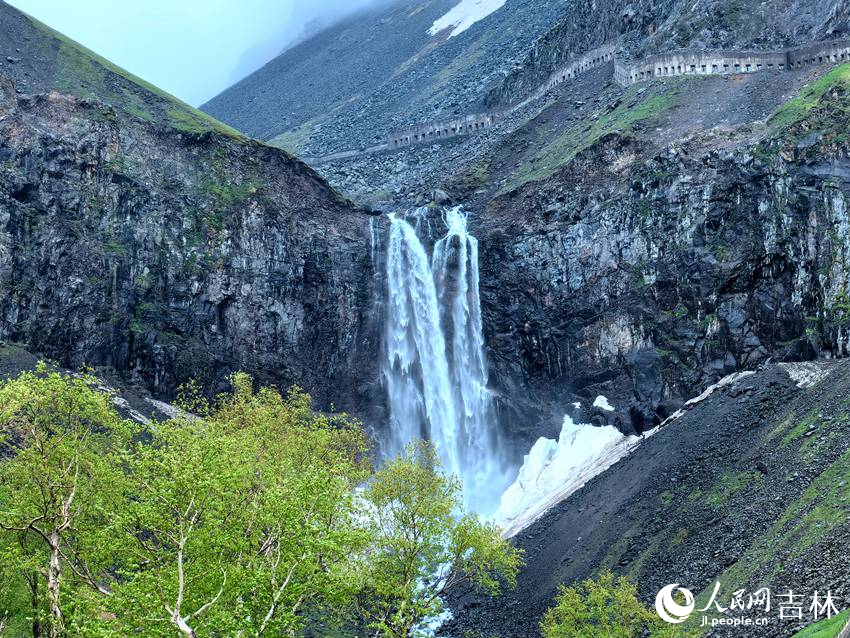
[779,362,833,388]
[593,395,615,411]
[428,0,506,38]
[495,415,651,537]
[658,370,755,427]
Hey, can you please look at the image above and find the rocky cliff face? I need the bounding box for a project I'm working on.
[473,68,850,439]
[0,77,382,414]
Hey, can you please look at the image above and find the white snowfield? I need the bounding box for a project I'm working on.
[496,370,765,538]
[495,400,649,538]
[593,395,615,411]
[428,0,507,38]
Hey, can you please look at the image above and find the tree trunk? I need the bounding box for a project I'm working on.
[47,532,62,638]
[172,614,197,638]
[27,571,40,638]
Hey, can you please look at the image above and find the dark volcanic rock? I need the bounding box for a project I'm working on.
[443,360,850,638]
[0,77,383,417]
[473,125,850,441]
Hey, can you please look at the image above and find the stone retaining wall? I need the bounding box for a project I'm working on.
[388,112,497,148]
[385,42,617,150]
[615,39,850,85]
[309,38,850,164]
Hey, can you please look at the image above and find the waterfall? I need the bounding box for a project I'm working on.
[383,206,507,512]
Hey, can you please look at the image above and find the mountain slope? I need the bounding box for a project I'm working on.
[445,360,850,637]
[201,0,577,155]
[201,0,850,160]
[0,0,240,138]
[0,1,382,417]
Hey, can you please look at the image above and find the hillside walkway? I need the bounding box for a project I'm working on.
[303,37,850,165]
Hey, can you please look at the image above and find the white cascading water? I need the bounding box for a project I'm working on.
[383,206,507,512]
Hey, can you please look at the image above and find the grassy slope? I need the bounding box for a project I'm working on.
[756,62,850,163]
[503,79,683,192]
[769,64,850,134]
[503,62,850,194]
[686,409,850,633]
[17,7,245,140]
[791,610,850,638]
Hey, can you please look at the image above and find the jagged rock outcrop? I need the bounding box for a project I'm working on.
[475,85,850,438]
[0,77,382,414]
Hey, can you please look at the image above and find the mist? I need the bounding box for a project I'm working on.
[6,0,397,106]
[228,0,393,89]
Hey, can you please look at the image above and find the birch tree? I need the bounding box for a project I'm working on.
[0,364,130,638]
[111,374,370,637]
[357,442,523,638]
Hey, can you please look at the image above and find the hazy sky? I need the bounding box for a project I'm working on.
[7,0,380,106]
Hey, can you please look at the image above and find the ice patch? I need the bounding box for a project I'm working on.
[495,415,651,537]
[428,0,507,38]
[593,395,615,411]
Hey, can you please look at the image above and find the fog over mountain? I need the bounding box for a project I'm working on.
[5,0,393,105]
[227,0,396,86]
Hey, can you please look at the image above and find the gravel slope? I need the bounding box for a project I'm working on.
[444,360,850,637]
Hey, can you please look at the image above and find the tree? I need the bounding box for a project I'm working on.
[540,572,692,638]
[357,441,523,638]
[110,374,371,637]
[0,364,130,638]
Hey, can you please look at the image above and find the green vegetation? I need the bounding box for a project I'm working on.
[688,446,850,628]
[0,367,521,637]
[269,118,321,154]
[0,364,131,637]
[356,442,522,638]
[505,81,682,191]
[454,157,493,193]
[780,410,820,447]
[791,609,850,638]
[21,9,244,140]
[703,470,763,507]
[541,572,692,638]
[770,63,850,133]
[207,178,261,207]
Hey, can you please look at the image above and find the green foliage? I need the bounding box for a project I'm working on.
[0,369,523,637]
[791,609,850,638]
[109,374,371,637]
[540,572,691,638]
[356,441,523,638]
[781,410,820,447]
[769,63,850,133]
[207,178,261,208]
[165,107,244,139]
[0,363,132,637]
[703,471,763,507]
[505,82,680,191]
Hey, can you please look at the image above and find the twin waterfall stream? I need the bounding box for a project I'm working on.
[381,207,509,513]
